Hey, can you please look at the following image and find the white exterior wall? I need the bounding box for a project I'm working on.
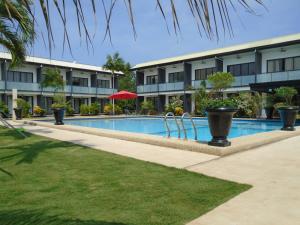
[191,59,215,80]
[261,44,300,73]
[222,52,255,72]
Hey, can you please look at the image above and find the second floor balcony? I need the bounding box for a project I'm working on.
[0,81,116,96]
[137,82,184,93]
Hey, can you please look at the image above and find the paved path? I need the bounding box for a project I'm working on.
[13,123,300,225]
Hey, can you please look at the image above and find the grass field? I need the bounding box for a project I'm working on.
[0,128,250,225]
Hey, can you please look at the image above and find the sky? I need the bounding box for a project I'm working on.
[22,0,300,67]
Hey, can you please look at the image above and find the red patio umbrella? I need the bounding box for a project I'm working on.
[109,90,137,100]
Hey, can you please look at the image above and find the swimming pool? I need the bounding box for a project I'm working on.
[63,117,295,142]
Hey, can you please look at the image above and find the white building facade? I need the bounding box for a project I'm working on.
[0,52,121,114]
[132,33,300,113]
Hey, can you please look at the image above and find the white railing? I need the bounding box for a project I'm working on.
[137,84,159,93]
[6,82,40,91]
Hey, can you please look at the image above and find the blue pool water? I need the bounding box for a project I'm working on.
[63,117,296,142]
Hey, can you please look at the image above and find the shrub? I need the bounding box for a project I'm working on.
[0,102,9,115]
[174,107,183,116]
[65,103,75,116]
[207,98,237,109]
[165,96,183,114]
[193,86,209,116]
[141,101,154,115]
[275,86,298,106]
[104,103,122,115]
[16,98,31,117]
[90,103,100,115]
[33,106,45,117]
[263,94,275,108]
[80,104,90,115]
[233,92,262,118]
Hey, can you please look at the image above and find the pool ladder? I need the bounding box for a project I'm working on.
[164,112,198,140]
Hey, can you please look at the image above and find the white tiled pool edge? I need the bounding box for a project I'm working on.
[22,120,300,156]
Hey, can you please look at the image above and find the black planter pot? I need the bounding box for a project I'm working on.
[206,107,237,147]
[278,106,299,131]
[52,108,65,125]
[264,107,274,119]
[13,108,22,120]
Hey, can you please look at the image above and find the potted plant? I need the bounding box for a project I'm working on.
[51,94,66,125]
[33,105,46,117]
[14,98,31,120]
[263,94,275,119]
[206,72,237,147]
[274,87,299,131]
[40,68,65,125]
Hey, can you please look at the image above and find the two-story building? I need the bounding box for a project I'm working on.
[0,52,121,114]
[132,33,300,113]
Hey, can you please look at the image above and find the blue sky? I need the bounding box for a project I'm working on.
[26,0,300,67]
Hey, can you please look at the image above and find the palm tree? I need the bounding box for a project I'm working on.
[1,1,266,56]
[103,53,125,115]
[0,0,34,67]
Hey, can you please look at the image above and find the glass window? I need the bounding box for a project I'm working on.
[97,79,110,88]
[146,75,158,84]
[72,77,87,86]
[285,58,293,71]
[267,60,274,73]
[294,57,300,70]
[168,72,184,83]
[249,63,255,75]
[241,64,249,75]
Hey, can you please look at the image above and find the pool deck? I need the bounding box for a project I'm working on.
[22,119,300,156]
[10,121,300,225]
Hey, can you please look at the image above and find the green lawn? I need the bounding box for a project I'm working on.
[0,128,250,225]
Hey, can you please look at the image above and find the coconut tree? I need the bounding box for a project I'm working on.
[103,52,125,115]
[0,0,34,67]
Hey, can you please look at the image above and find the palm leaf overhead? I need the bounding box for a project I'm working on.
[0,0,35,67]
[0,0,266,63]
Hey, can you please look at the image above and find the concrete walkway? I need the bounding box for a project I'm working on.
[12,123,300,225]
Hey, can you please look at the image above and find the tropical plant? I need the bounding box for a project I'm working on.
[207,72,235,99]
[16,98,31,117]
[41,68,64,92]
[193,82,209,116]
[80,104,90,115]
[65,103,75,116]
[51,93,67,109]
[0,101,9,115]
[206,98,237,109]
[0,0,35,67]
[174,107,183,116]
[275,87,298,106]
[263,94,275,108]
[234,92,262,118]
[103,103,122,115]
[33,105,45,117]
[165,96,183,113]
[141,100,155,115]
[90,103,100,115]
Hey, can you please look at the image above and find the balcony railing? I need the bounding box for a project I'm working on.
[256,70,300,83]
[137,82,184,93]
[2,81,116,95]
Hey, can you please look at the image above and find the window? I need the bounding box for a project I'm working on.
[7,71,33,83]
[72,77,88,86]
[168,72,184,83]
[294,57,300,70]
[267,56,300,73]
[97,79,110,88]
[146,75,158,84]
[195,67,216,80]
[227,62,255,76]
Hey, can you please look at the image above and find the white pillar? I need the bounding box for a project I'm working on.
[12,89,17,121]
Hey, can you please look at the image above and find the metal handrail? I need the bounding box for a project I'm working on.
[164,112,181,138]
[180,112,198,140]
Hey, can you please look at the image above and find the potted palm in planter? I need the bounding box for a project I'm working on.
[40,68,65,125]
[275,87,299,131]
[14,98,31,120]
[263,94,275,119]
[206,72,237,147]
[51,94,66,125]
